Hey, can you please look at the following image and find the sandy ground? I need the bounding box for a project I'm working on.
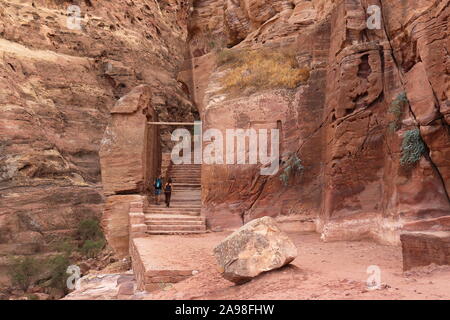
[142,231,450,300]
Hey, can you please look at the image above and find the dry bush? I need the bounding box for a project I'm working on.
[217,47,310,95]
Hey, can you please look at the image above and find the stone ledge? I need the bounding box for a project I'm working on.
[401,231,450,271]
[131,237,198,292]
[129,212,145,225]
[145,275,190,283]
[130,201,144,209]
[145,269,193,277]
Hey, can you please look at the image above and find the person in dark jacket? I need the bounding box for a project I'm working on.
[164,178,173,208]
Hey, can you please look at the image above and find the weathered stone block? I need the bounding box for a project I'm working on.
[102,195,142,257]
[401,231,450,270]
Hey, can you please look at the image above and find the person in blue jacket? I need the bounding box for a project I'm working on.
[154,176,163,205]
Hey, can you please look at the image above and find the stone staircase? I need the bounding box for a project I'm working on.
[144,162,206,234]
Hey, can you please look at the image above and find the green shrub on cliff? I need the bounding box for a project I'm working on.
[80,239,105,258]
[52,238,77,255]
[77,218,103,241]
[217,47,310,95]
[45,254,71,291]
[7,256,41,290]
[77,218,105,258]
[400,128,426,167]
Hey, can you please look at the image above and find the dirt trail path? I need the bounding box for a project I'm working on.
[144,232,450,300]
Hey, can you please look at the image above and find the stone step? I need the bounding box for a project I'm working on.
[171,171,201,174]
[172,182,201,184]
[171,192,201,195]
[146,230,206,235]
[146,213,200,217]
[147,224,206,231]
[171,175,202,182]
[145,205,201,209]
[172,181,201,184]
[145,220,205,226]
[144,214,204,221]
[141,160,205,236]
[169,202,201,206]
[146,217,204,223]
[171,173,201,176]
[172,177,201,179]
[145,211,202,215]
[171,176,201,178]
[173,183,201,187]
[171,182,201,184]
[171,193,201,198]
[170,191,201,194]
[171,185,201,188]
[147,202,201,206]
[146,204,201,208]
[145,207,201,212]
[170,194,201,198]
[171,175,201,177]
[168,202,201,206]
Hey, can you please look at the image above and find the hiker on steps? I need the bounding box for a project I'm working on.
[154,176,163,205]
[164,178,173,208]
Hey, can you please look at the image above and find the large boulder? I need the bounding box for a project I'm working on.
[213,216,298,284]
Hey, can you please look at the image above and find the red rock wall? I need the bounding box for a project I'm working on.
[192,0,449,244]
[0,0,448,278]
[0,0,194,269]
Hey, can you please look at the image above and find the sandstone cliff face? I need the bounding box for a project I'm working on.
[1,0,448,279]
[0,0,194,271]
[191,0,449,244]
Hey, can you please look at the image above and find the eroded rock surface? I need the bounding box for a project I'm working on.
[0,0,195,284]
[63,273,139,300]
[192,0,450,246]
[1,0,449,291]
